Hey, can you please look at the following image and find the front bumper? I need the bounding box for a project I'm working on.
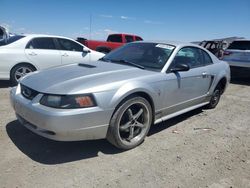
[10,86,113,141]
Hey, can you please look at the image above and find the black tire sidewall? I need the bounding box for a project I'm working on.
[107,96,153,150]
[207,87,221,109]
[10,64,35,85]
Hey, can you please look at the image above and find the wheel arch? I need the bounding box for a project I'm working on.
[114,91,155,115]
[216,76,227,94]
[110,82,159,121]
[9,62,38,84]
[210,62,230,95]
[10,62,37,76]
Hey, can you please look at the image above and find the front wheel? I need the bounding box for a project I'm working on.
[107,97,153,150]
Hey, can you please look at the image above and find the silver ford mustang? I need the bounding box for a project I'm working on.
[10,41,230,149]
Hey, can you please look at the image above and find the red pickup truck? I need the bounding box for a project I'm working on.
[77,33,143,53]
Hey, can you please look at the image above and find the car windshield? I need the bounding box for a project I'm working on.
[101,42,175,71]
[0,35,25,46]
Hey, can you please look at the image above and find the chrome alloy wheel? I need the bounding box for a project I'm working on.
[118,101,150,144]
[14,66,33,82]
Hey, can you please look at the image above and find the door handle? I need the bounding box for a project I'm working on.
[28,52,37,56]
[202,72,207,78]
[62,53,69,57]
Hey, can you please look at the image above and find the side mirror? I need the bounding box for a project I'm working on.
[170,63,190,72]
[83,47,91,53]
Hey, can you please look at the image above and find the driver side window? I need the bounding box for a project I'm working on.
[169,47,204,70]
[57,38,83,52]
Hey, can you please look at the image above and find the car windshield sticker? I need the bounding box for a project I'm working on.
[156,44,174,50]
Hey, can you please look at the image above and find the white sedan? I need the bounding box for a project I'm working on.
[0,34,105,84]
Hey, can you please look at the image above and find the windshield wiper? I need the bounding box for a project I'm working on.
[111,59,145,69]
[99,58,145,69]
[99,57,111,62]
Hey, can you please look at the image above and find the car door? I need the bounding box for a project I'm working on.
[56,38,91,65]
[25,37,62,69]
[163,47,212,115]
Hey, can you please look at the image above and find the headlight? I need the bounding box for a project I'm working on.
[40,94,96,109]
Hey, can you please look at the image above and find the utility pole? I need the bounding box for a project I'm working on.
[89,13,92,40]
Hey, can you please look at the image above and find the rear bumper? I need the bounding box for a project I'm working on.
[10,86,113,141]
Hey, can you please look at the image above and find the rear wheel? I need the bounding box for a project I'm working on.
[107,96,152,150]
[10,64,35,85]
[206,86,222,109]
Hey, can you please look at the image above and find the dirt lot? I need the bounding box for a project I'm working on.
[0,77,249,188]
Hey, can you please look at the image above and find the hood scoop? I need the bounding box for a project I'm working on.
[78,63,96,68]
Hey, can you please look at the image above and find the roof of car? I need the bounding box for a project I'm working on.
[23,34,74,40]
[107,33,142,37]
[136,40,198,47]
[231,39,250,42]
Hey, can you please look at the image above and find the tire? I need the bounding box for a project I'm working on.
[10,64,35,85]
[206,85,222,109]
[107,96,153,150]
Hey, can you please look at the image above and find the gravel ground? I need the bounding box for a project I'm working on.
[0,77,249,188]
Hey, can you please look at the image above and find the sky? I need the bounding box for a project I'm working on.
[1,0,250,42]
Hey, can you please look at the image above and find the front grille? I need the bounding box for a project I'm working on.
[20,84,39,100]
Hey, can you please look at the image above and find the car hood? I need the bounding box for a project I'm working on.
[20,61,157,94]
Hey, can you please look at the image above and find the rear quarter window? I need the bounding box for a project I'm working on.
[201,50,213,65]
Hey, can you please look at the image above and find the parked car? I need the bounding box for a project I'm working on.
[77,33,143,53]
[10,41,230,149]
[0,34,104,84]
[199,40,229,59]
[222,40,250,68]
[0,25,9,46]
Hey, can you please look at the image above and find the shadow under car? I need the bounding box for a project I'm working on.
[6,108,203,165]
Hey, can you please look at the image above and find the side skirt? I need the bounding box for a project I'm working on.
[154,101,209,125]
